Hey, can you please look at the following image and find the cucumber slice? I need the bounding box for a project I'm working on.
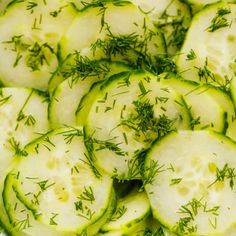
[131,0,192,54]
[84,71,190,179]
[0,88,49,182]
[3,174,69,236]
[0,0,77,90]
[177,3,236,88]
[7,127,113,234]
[0,88,49,235]
[49,61,130,128]
[60,1,164,63]
[99,221,146,236]
[145,130,236,235]
[162,77,234,132]
[187,0,235,9]
[102,188,150,232]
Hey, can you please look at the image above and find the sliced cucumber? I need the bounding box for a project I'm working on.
[131,0,192,54]
[145,130,236,235]
[0,0,77,90]
[162,77,234,132]
[49,61,130,128]
[83,71,190,179]
[3,173,70,236]
[6,127,113,234]
[187,0,235,9]
[0,88,49,182]
[177,3,236,88]
[60,1,164,63]
[102,187,150,232]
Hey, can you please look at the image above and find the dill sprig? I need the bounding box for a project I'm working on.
[26,42,54,71]
[78,186,95,203]
[57,126,83,144]
[8,137,28,156]
[208,163,236,189]
[174,198,220,234]
[142,160,165,188]
[110,205,127,221]
[61,52,110,86]
[207,7,231,32]
[121,99,175,142]
[91,31,139,60]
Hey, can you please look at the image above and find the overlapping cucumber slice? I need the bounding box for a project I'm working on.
[0,0,77,90]
[60,1,165,63]
[4,127,113,235]
[145,130,236,235]
[82,71,190,179]
[177,3,236,88]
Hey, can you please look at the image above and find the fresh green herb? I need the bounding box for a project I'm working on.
[186,49,196,61]
[208,163,236,189]
[0,95,12,106]
[110,205,127,221]
[26,42,54,71]
[121,99,175,142]
[74,199,95,220]
[207,7,231,32]
[50,5,67,17]
[8,137,28,156]
[26,1,38,13]
[91,31,139,60]
[78,186,95,203]
[61,52,110,87]
[170,178,182,186]
[36,179,55,192]
[174,198,219,234]
[142,160,165,188]
[49,213,59,226]
[92,137,127,156]
[57,126,83,144]
[13,214,31,231]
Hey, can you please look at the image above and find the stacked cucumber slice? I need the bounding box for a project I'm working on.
[0,0,236,235]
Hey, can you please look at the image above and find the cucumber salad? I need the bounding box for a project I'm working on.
[0,0,236,235]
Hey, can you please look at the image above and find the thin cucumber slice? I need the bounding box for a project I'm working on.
[162,77,234,132]
[131,0,192,54]
[0,87,49,236]
[187,0,235,9]
[60,1,164,62]
[3,174,71,236]
[145,130,236,235]
[84,71,190,179]
[49,61,130,128]
[7,127,113,234]
[0,0,77,90]
[0,88,49,182]
[102,188,150,232]
[99,221,146,236]
[177,3,236,88]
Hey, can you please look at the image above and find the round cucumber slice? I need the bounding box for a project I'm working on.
[49,61,130,129]
[102,188,150,232]
[84,71,190,179]
[0,0,77,90]
[145,130,236,235]
[177,3,236,88]
[8,127,113,234]
[60,1,164,62]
